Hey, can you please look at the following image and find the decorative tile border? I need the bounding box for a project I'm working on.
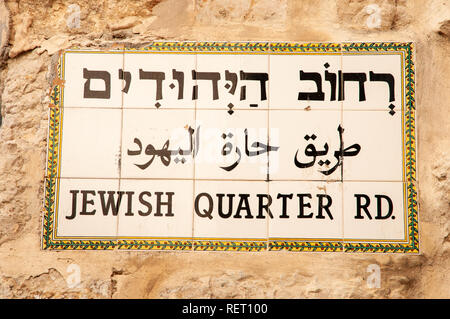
[342,42,418,253]
[193,240,266,252]
[41,42,418,252]
[117,240,192,251]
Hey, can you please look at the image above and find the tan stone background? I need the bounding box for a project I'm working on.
[0,0,448,298]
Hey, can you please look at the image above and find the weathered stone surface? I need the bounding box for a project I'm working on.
[0,0,448,299]
[0,0,10,61]
[437,19,450,37]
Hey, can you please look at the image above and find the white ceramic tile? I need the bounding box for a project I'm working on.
[342,53,403,111]
[194,109,269,181]
[121,109,196,179]
[193,180,268,240]
[59,108,122,179]
[196,53,269,111]
[342,110,403,181]
[268,181,343,240]
[122,53,196,109]
[117,179,193,239]
[269,54,342,110]
[343,181,406,241]
[63,51,124,108]
[268,110,343,181]
[55,178,119,238]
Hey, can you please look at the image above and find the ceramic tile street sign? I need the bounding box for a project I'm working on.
[42,42,418,253]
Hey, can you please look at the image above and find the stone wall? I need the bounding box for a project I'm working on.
[0,0,448,298]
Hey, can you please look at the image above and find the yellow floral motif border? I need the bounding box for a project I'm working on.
[42,42,418,253]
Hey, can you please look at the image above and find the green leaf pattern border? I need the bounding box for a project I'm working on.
[41,42,418,253]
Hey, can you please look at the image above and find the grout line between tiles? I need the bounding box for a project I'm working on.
[51,176,406,183]
[115,47,125,248]
[62,105,408,113]
[267,52,270,250]
[191,53,198,251]
[340,45,345,250]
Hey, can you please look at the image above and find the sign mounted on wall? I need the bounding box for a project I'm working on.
[42,42,418,253]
